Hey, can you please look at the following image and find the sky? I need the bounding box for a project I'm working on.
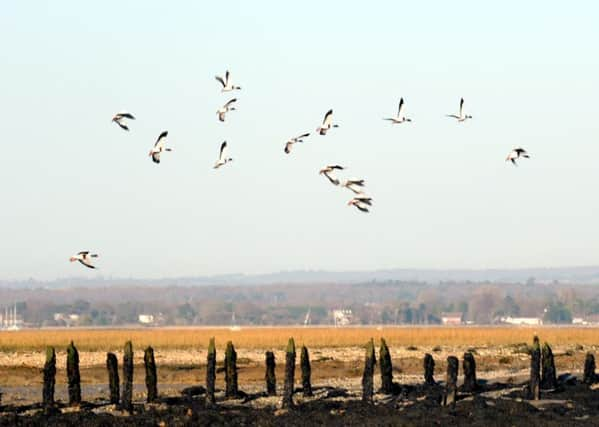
[1,1,599,280]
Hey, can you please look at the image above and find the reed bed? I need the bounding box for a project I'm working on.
[1,326,598,352]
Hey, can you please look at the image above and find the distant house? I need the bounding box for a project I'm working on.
[138,314,154,325]
[500,316,542,326]
[332,309,353,326]
[441,312,463,325]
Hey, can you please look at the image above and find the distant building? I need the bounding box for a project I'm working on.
[572,317,585,325]
[138,314,154,325]
[500,316,542,326]
[441,312,463,325]
[583,314,599,325]
[332,309,353,326]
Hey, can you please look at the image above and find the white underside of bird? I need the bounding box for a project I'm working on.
[284,133,310,154]
[215,70,241,92]
[112,112,135,131]
[341,179,366,194]
[506,147,530,166]
[319,164,345,186]
[384,98,411,124]
[447,98,472,122]
[149,131,171,164]
[214,141,233,169]
[316,109,339,135]
[217,98,237,122]
[69,251,98,269]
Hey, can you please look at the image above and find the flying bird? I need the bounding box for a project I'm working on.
[446,98,473,122]
[215,70,241,92]
[383,98,412,124]
[69,251,99,269]
[316,109,339,135]
[347,197,372,213]
[214,141,233,169]
[284,133,310,154]
[341,179,366,194]
[319,164,345,186]
[112,112,135,131]
[149,131,171,164]
[217,98,237,122]
[506,147,530,166]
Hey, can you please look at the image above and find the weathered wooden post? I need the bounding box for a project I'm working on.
[300,345,313,397]
[361,338,376,403]
[42,346,56,411]
[144,346,158,403]
[224,341,238,398]
[443,356,458,408]
[583,352,596,384]
[282,338,296,409]
[265,351,276,396]
[106,352,120,405]
[541,342,557,390]
[379,338,394,394]
[528,336,541,400]
[122,341,134,412]
[66,341,82,406]
[424,353,436,385]
[462,351,478,392]
[206,338,216,406]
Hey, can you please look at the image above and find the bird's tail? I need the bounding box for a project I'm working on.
[91,254,99,258]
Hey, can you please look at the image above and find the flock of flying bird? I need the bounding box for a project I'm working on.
[69,71,530,269]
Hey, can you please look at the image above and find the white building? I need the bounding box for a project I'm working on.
[333,309,353,326]
[138,314,155,324]
[441,312,464,325]
[500,316,542,326]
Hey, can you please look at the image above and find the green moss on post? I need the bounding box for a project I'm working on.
[66,341,81,406]
[529,336,541,400]
[265,351,276,396]
[282,338,296,408]
[122,341,134,412]
[206,338,216,405]
[224,341,238,398]
[300,345,313,397]
[379,338,393,394]
[361,338,376,403]
[144,346,158,403]
[106,352,119,405]
[42,346,56,410]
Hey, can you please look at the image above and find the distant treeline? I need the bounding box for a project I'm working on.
[2,279,599,327]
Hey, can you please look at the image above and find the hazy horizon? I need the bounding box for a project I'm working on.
[2,2,599,281]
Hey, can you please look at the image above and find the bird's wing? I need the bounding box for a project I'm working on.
[459,98,464,117]
[77,251,89,256]
[297,133,310,139]
[446,114,460,119]
[224,98,237,108]
[328,165,344,170]
[154,131,168,148]
[225,70,230,85]
[78,259,95,269]
[323,172,339,185]
[322,109,333,126]
[219,141,228,161]
[215,75,225,87]
[398,98,404,117]
[355,204,369,213]
[116,121,129,131]
[515,148,526,154]
[119,112,135,120]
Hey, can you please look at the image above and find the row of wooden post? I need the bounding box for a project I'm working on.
[19,335,599,412]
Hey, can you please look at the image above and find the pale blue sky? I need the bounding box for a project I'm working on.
[1,1,598,280]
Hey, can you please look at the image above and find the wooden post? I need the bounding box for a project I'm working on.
[206,338,216,406]
[66,341,81,406]
[300,345,313,397]
[443,356,458,408]
[541,342,557,390]
[122,341,134,412]
[282,338,296,409]
[106,352,120,405]
[379,338,394,394]
[144,346,158,402]
[583,352,596,384]
[462,352,478,392]
[423,353,435,385]
[265,351,276,396]
[361,338,376,403]
[224,341,238,399]
[529,336,541,400]
[42,346,56,411]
